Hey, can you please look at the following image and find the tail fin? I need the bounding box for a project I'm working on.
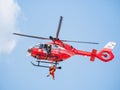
[104,42,116,50]
[96,42,116,62]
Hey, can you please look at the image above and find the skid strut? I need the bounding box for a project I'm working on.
[31,61,61,69]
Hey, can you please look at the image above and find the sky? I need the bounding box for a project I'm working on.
[0,0,120,90]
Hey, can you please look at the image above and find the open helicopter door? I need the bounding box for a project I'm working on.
[90,42,116,62]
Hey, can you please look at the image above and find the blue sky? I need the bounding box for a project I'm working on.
[0,0,120,90]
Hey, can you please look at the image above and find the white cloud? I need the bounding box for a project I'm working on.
[0,0,20,53]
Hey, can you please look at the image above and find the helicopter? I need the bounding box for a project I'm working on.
[13,16,116,69]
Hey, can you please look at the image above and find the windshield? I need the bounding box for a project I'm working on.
[39,44,44,48]
[33,43,44,48]
[33,43,52,49]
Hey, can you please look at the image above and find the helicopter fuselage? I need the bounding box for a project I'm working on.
[28,40,76,62]
[28,39,115,63]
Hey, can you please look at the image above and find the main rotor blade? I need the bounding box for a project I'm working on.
[56,16,63,39]
[61,40,99,44]
[13,33,50,40]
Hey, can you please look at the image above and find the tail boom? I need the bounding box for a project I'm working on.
[75,42,116,62]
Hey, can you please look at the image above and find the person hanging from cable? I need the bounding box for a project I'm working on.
[47,65,56,80]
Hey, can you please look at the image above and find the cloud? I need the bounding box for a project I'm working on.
[0,0,20,53]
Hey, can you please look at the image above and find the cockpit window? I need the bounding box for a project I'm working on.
[33,44,44,48]
[39,44,44,48]
[33,44,52,50]
[33,45,39,48]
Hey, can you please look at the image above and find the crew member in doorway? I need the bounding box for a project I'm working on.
[44,44,52,59]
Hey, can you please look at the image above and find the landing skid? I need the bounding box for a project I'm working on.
[36,60,59,65]
[31,61,62,69]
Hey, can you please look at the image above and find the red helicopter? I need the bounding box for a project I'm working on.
[13,16,116,70]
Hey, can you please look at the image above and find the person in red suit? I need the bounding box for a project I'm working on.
[47,65,56,80]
